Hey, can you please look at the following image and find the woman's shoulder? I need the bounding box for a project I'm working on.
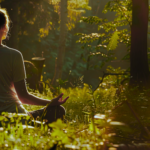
[3,45,23,56]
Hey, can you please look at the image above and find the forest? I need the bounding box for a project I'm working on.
[0,0,150,149]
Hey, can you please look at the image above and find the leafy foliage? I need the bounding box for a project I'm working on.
[107,31,119,50]
[0,73,126,149]
[76,0,132,69]
[0,0,92,82]
[0,70,149,149]
[51,0,91,31]
[1,0,150,148]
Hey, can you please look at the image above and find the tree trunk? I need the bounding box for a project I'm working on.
[130,0,149,87]
[53,0,68,85]
[89,0,94,15]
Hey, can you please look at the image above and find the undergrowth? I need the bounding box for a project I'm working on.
[1,69,150,149]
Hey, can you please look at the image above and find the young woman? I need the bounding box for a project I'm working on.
[0,8,69,123]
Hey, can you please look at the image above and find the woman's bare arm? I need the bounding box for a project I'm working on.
[13,79,69,106]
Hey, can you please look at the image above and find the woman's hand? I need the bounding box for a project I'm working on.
[48,93,69,107]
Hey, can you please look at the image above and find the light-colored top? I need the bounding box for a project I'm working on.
[0,45,27,114]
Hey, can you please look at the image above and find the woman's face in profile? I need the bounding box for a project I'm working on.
[0,25,9,40]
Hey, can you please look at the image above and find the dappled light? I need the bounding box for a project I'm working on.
[0,0,150,149]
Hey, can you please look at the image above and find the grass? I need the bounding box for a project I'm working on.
[1,73,149,149]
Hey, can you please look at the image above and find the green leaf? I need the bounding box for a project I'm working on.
[0,116,5,121]
[48,119,66,129]
[82,111,91,115]
[107,31,119,50]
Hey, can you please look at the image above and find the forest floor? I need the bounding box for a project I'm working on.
[0,82,150,149]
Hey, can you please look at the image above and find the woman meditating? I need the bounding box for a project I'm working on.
[0,8,69,124]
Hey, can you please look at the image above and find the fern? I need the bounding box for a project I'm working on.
[107,31,119,50]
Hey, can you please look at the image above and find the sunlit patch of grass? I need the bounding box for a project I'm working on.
[23,87,53,112]
[0,113,113,150]
[24,82,117,122]
[1,79,149,149]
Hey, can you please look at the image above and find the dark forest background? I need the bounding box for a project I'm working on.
[0,0,146,89]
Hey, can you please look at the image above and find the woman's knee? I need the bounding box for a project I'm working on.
[43,105,66,122]
[53,105,66,120]
[47,105,65,115]
[57,105,66,116]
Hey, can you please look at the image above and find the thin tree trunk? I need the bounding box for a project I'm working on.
[130,0,149,87]
[89,0,94,15]
[53,0,67,84]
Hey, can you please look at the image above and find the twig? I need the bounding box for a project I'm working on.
[93,71,129,92]
[112,100,126,111]
[111,100,150,138]
[125,100,150,137]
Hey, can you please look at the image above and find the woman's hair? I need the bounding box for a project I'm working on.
[0,8,10,29]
